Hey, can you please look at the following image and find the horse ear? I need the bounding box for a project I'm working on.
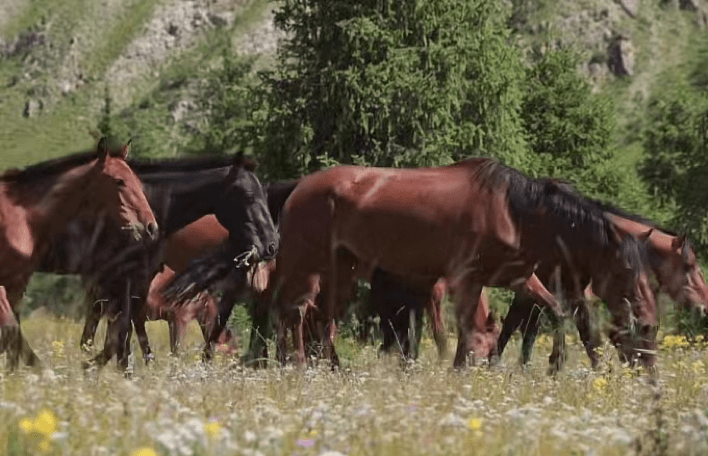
[672,234,687,251]
[117,139,131,160]
[96,137,109,164]
[608,222,624,245]
[232,151,258,172]
[485,311,497,329]
[637,228,653,244]
[233,151,245,167]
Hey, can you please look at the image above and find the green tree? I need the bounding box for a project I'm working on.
[190,51,260,156]
[253,0,529,180]
[520,47,621,201]
[641,87,708,257]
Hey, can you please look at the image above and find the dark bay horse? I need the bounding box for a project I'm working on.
[79,215,236,358]
[274,159,659,370]
[497,203,708,369]
[0,138,157,369]
[368,271,499,361]
[161,179,302,362]
[40,152,278,368]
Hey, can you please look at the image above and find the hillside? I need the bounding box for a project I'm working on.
[0,0,281,167]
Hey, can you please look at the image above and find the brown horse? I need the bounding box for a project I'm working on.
[274,158,656,370]
[0,138,157,369]
[144,266,236,354]
[498,204,708,369]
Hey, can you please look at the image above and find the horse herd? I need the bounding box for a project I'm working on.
[0,137,706,377]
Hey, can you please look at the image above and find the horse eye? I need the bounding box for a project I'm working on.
[114,179,126,187]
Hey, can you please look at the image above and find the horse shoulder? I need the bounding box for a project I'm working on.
[0,195,34,260]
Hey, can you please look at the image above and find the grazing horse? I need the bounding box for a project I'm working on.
[41,153,278,368]
[144,266,236,354]
[273,158,657,370]
[368,271,499,361]
[497,201,708,369]
[0,138,157,369]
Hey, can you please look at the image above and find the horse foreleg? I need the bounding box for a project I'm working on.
[203,283,238,362]
[132,298,153,364]
[244,291,272,368]
[518,274,566,374]
[452,282,484,369]
[570,299,602,369]
[520,305,542,366]
[80,294,104,353]
[495,291,530,363]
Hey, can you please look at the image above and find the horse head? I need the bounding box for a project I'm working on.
[215,152,278,262]
[89,137,158,240]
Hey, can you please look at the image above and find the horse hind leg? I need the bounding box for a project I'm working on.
[0,289,41,371]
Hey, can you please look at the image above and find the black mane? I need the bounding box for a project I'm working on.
[1,151,98,183]
[127,155,234,174]
[474,158,614,250]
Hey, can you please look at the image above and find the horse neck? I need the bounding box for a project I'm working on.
[607,215,674,284]
[141,167,230,235]
[13,162,101,254]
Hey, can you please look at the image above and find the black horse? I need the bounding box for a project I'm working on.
[39,151,278,369]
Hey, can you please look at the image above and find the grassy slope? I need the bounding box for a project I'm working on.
[0,0,271,169]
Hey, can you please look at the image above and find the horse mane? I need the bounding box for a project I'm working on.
[0,151,98,183]
[128,155,235,173]
[473,158,614,250]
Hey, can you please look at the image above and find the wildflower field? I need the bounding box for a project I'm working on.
[2,315,708,456]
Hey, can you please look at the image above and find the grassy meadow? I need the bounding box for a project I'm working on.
[1,313,708,456]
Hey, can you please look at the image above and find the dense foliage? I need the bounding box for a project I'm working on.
[249,0,529,179]
[642,87,708,258]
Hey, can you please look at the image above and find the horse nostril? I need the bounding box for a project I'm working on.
[267,242,277,257]
[147,222,159,239]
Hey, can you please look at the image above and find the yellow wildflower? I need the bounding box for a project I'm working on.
[308,429,318,437]
[468,418,483,431]
[33,409,57,436]
[662,334,689,349]
[131,448,158,456]
[204,420,221,439]
[38,439,51,453]
[19,418,34,434]
[592,377,608,391]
